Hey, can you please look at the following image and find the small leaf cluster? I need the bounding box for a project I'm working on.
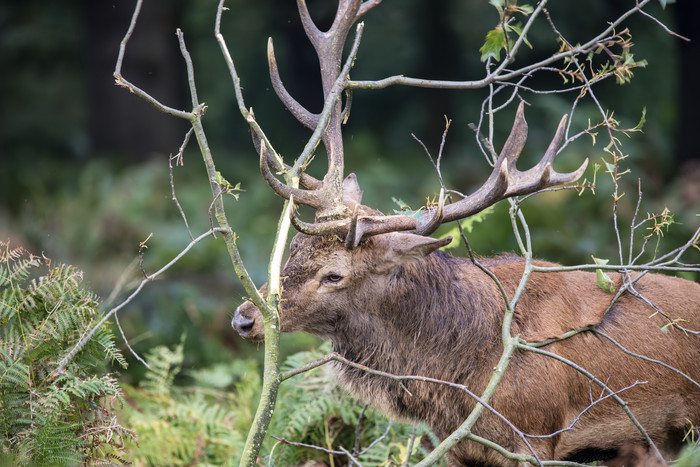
[479,0,534,62]
[0,242,131,466]
[215,171,243,201]
[557,28,647,87]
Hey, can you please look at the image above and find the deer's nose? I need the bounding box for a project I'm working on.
[233,307,256,337]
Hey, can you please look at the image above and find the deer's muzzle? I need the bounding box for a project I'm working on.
[232,302,264,342]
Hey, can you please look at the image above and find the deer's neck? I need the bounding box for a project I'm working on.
[330,251,502,423]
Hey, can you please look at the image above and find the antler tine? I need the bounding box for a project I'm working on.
[344,203,361,248]
[337,104,587,243]
[265,153,323,190]
[297,0,362,94]
[254,129,327,209]
[528,113,589,188]
[501,107,589,197]
[296,0,323,50]
[415,188,445,236]
[435,102,587,223]
[498,101,529,171]
[289,195,351,236]
[267,38,319,131]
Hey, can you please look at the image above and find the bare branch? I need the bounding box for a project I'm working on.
[636,7,690,42]
[170,129,195,241]
[594,330,700,388]
[54,228,227,376]
[518,343,664,463]
[113,0,192,120]
[114,311,150,369]
[347,0,653,91]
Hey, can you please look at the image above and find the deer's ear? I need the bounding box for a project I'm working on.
[380,232,452,266]
[342,173,363,206]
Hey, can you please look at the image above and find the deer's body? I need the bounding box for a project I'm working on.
[235,232,700,466]
[230,1,700,464]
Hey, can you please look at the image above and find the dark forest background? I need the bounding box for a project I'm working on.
[1,0,699,375]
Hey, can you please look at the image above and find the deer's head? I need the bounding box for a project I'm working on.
[232,0,587,342]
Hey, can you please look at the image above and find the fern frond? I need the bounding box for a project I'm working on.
[0,241,129,465]
[92,324,128,369]
[30,418,84,467]
[0,348,30,389]
[0,244,40,288]
[141,334,185,396]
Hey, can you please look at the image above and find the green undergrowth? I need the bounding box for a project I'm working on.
[120,339,444,466]
[118,336,256,466]
[0,242,132,466]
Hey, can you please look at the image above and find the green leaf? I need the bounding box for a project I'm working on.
[508,23,532,50]
[515,4,534,14]
[489,0,505,15]
[215,171,229,186]
[391,197,419,216]
[632,107,647,132]
[602,159,616,174]
[480,28,506,62]
[215,172,243,199]
[591,256,615,293]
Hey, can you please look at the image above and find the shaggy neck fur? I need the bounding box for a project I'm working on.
[330,250,504,426]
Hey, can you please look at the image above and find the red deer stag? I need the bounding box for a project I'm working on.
[233,1,700,465]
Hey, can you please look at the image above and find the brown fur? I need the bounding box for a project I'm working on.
[233,232,700,466]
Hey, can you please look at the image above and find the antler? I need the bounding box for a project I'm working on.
[258,1,587,248]
[284,101,587,247]
[337,102,589,245]
[259,0,381,222]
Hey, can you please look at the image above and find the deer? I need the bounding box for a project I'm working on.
[232,1,700,465]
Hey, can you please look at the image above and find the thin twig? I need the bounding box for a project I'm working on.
[628,179,644,264]
[353,403,369,455]
[519,343,663,463]
[114,312,150,369]
[594,330,700,388]
[54,228,226,376]
[402,423,419,467]
[357,422,393,457]
[170,128,195,241]
[271,435,344,455]
[524,381,645,439]
[636,7,690,42]
[339,446,364,467]
[113,0,191,120]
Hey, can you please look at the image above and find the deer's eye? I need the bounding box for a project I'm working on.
[323,274,344,284]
